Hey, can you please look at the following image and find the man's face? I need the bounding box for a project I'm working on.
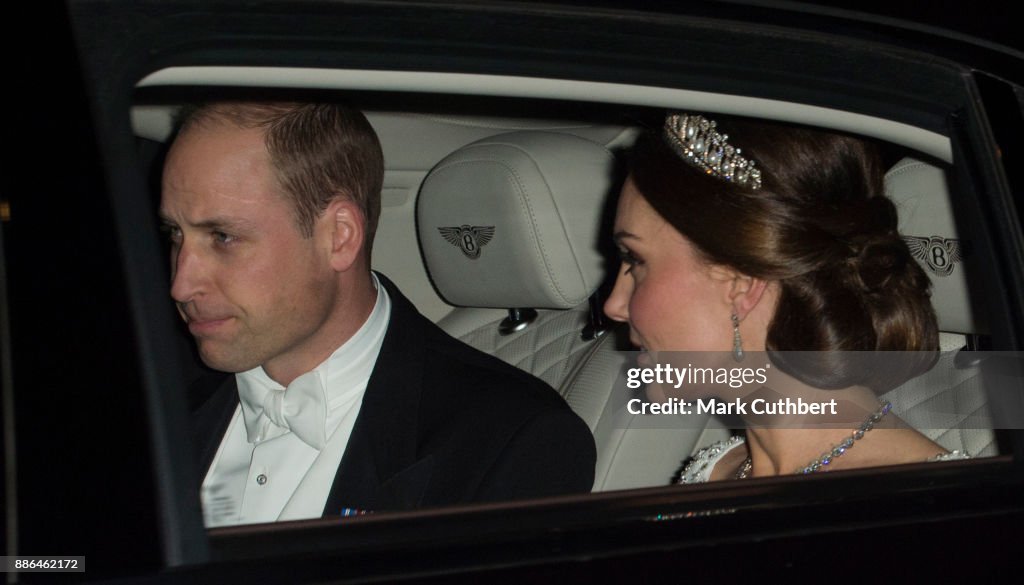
[160,121,338,379]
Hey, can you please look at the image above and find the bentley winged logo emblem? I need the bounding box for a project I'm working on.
[902,235,969,277]
[438,225,496,259]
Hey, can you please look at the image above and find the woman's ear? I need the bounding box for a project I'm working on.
[729,273,771,320]
[709,265,771,319]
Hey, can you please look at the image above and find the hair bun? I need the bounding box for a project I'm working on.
[853,233,910,293]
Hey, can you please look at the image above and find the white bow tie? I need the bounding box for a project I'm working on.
[238,370,328,450]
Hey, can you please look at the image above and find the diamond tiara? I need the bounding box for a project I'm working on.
[663,113,763,190]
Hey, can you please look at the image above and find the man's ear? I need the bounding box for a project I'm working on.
[709,265,771,320]
[322,197,366,272]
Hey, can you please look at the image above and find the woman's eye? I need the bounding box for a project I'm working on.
[617,248,643,273]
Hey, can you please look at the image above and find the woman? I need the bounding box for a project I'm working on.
[604,113,967,481]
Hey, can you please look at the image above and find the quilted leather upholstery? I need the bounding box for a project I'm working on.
[882,345,998,457]
[438,306,598,395]
[440,307,729,489]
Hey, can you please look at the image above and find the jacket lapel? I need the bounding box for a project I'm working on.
[322,273,432,515]
[189,373,237,480]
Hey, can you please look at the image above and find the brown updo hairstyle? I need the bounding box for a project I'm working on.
[630,114,938,392]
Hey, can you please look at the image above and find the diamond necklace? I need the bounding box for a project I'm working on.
[734,401,892,479]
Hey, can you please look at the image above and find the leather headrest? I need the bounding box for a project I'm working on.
[887,158,987,334]
[417,131,616,309]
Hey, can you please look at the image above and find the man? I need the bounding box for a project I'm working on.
[161,102,595,527]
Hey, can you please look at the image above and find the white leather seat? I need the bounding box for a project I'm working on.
[882,158,998,456]
[417,130,616,403]
[416,131,728,490]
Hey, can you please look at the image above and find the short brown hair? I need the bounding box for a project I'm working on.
[630,115,938,391]
[177,102,383,248]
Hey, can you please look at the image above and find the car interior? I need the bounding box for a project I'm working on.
[130,66,999,504]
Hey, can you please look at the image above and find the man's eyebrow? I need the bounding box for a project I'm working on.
[158,215,255,231]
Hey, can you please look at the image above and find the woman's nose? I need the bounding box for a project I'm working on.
[603,266,632,322]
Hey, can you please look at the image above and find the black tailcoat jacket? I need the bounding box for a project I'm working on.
[189,274,596,515]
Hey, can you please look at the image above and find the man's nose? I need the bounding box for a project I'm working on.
[603,266,632,323]
[169,240,204,305]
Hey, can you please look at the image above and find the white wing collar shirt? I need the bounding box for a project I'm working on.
[201,274,391,527]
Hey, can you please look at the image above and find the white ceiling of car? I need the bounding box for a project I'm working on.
[134,66,952,163]
[132,106,638,170]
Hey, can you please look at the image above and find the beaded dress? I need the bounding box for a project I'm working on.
[676,436,970,484]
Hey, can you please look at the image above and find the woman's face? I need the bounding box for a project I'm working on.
[604,178,736,355]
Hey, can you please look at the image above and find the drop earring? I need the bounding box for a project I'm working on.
[731,313,744,362]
